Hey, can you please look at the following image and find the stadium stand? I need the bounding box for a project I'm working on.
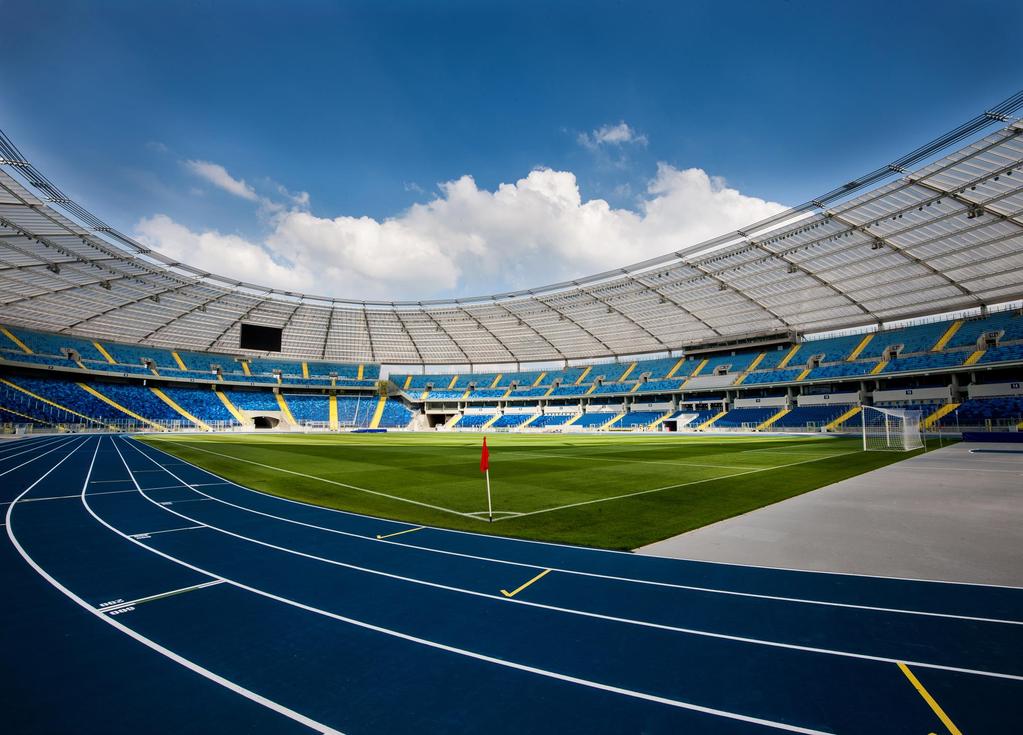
[714,407,778,428]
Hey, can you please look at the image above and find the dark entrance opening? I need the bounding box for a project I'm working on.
[253,416,280,429]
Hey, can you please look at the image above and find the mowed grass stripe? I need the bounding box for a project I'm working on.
[140,432,927,549]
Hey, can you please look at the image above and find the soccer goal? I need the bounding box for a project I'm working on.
[861,405,924,451]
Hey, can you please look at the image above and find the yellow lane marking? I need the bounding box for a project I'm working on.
[375,526,424,540]
[897,662,962,735]
[500,568,552,598]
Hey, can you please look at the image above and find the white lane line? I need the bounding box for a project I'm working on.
[4,435,341,735]
[99,580,224,612]
[133,436,1023,597]
[94,438,834,735]
[0,437,85,483]
[131,525,206,539]
[136,438,1023,593]
[149,438,483,520]
[0,435,66,460]
[0,436,79,478]
[0,488,137,506]
[503,450,861,521]
[115,438,1023,679]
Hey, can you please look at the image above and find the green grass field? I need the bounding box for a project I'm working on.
[138,432,930,549]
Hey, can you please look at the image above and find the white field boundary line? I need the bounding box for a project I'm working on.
[98,440,833,735]
[133,436,1023,592]
[148,437,482,521]
[147,437,856,524]
[0,435,75,470]
[504,451,761,471]
[502,450,863,521]
[115,438,1023,679]
[4,436,339,735]
[128,442,1023,626]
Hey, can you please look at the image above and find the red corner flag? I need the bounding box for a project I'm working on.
[481,437,493,522]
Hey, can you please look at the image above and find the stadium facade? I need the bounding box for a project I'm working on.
[1,92,1022,434]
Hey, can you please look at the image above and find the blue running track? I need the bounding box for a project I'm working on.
[2,434,1021,733]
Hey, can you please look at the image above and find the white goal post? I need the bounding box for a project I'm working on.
[861,405,924,452]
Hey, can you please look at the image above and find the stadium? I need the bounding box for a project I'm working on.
[2,5,1022,734]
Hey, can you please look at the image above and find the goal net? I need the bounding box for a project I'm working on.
[861,405,923,452]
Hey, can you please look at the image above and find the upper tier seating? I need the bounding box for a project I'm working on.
[548,385,588,397]
[634,379,685,393]
[424,390,465,401]
[101,343,179,369]
[743,368,803,385]
[805,362,877,380]
[861,322,949,358]
[980,343,1023,364]
[790,334,867,365]
[467,389,507,400]
[949,311,1023,348]
[882,351,968,373]
[756,347,795,370]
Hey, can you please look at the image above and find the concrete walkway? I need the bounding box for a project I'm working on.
[637,442,1023,586]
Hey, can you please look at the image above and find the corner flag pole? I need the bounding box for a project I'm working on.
[481,436,492,522]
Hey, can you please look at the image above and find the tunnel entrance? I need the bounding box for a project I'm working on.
[253,416,280,429]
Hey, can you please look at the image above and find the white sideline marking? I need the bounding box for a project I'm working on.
[1,435,341,735]
[99,579,224,612]
[115,438,1023,679]
[511,450,755,471]
[504,451,860,521]
[90,478,136,484]
[150,438,480,520]
[93,439,835,735]
[133,436,1023,594]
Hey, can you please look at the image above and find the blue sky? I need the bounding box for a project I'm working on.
[1,0,1021,300]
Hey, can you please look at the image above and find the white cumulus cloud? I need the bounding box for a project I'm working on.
[184,160,259,201]
[136,164,787,301]
[578,122,648,150]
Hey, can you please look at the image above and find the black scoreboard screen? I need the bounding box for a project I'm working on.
[240,323,282,352]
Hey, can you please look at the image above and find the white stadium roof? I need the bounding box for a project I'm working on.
[2,91,1023,365]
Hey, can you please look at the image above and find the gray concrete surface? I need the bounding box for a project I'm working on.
[637,442,1023,586]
